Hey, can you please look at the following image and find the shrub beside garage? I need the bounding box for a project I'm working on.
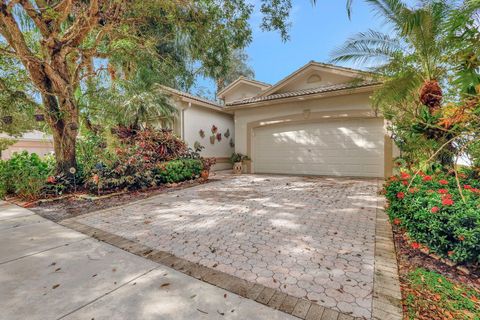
[384,170,480,265]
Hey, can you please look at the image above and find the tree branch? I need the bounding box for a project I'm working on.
[0,3,39,66]
[61,0,99,47]
[0,77,39,107]
[18,0,50,37]
[51,0,73,28]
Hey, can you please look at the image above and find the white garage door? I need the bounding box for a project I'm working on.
[253,118,385,177]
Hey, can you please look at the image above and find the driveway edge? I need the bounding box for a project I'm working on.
[371,180,403,320]
[61,218,360,320]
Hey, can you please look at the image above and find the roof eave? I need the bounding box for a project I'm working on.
[216,77,271,98]
[258,61,374,98]
[159,86,230,113]
[224,84,382,111]
[178,95,233,114]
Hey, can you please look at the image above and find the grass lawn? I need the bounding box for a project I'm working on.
[403,268,480,320]
[392,227,480,320]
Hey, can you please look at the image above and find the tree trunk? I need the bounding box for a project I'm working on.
[51,126,77,175]
[41,83,79,177]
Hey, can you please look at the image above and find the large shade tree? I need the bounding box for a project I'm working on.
[0,0,294,176]
[213,49,255,94]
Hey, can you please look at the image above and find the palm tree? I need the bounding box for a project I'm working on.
[331,0,451,114]
[330,0,458,167]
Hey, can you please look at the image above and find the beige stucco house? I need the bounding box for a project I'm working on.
[0,131,54,160]
[160,86,235,171]
[167,61,396,178]
[3,61,396,177]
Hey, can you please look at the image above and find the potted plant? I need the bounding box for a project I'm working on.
[230,153,250,174]
[201,157,216,181]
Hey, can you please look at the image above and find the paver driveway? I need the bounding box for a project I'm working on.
[73,174,381,318]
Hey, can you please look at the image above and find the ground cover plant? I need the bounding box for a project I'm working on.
[403,268,480,320]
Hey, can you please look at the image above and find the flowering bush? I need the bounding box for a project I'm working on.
[117,128,188,162]
[85,129,205,194]
[384,170,480,264]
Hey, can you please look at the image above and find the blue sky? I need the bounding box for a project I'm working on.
[194,0,388,97]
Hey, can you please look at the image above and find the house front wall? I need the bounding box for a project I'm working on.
[233,92,395,177]
[182,102,235,171]
[1,140,54,160]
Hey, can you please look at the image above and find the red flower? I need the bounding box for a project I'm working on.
[439,179,448,185]
[400,172,410,180]
[402,180,409,186]
[447,250,454,257]
[442,197,454,206]
[46,176,56,184]
[409,187,419,193]
[411,242,420,249]
[438,189,449,194]
[393,218,401,225]
[458,235,465,241]
[431,206,440,213]
[464,185,472,190]
[422,175,432,182]
[397,192,405,199]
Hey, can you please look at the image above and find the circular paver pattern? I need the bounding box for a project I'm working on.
[75,173,379,319]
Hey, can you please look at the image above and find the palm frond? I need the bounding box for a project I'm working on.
[364,0,408,27]
[331,29,402,66]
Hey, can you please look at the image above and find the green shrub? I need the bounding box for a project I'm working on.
[84,129,203,194]
[76,132,117,180]
[0,151,54,200]
[155,159,203,184]
[384,170,480,264]
[86,157,203,194]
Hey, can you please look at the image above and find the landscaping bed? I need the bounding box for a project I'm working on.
[1,128,217,221]
[384,169,480,319]
[393,227,480,320]
[29,177,217,222]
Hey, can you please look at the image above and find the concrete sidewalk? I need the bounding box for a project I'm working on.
[0,201,294,320]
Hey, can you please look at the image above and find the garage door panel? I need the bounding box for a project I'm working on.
[253,118,384,177]
[255,154,382,166]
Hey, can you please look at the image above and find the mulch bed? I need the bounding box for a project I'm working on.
[392,226,480,320]
[28,177,216,222]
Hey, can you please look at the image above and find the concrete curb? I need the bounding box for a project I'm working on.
[371,181,403,320]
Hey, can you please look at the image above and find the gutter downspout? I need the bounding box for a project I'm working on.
[181,101,192,140]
